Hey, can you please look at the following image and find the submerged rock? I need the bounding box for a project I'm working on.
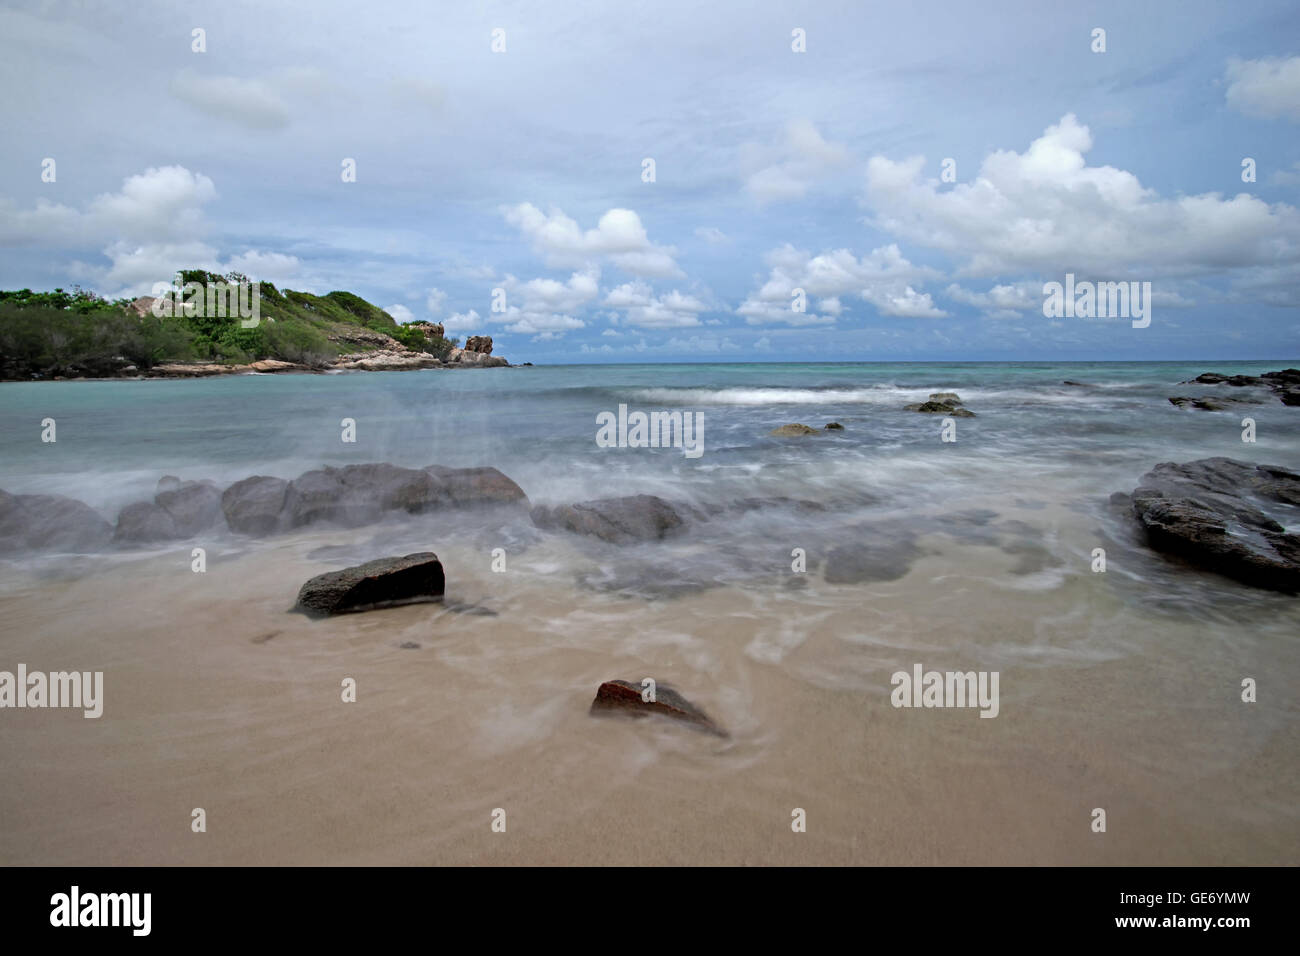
[905,400,975,417]
[1129,458,1300,592]
[294,552,445,616]
[770,423,819,436]
[0,490,113,554]
[1168,395,1260,411]
[589,679,727,737]
[531,494,687,543]
[824,422,845,430]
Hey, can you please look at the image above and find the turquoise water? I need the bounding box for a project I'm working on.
[1,360,1296,518]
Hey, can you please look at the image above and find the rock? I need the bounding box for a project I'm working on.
[425,465,528,508]
[127,296,157,316]
[929,392,961,403]
[1262,368,1300,386]
[113,501,179,543]
[0,490,114,554]
[1062,380,1090,387]
[294,552,446,616]
[531,494,687,543]
[589,679,727,737]
[824,422,844,430]
[156,475,182,494]
[406,320,445,340]
[247,359,309,373]
[446,347,508,367]
[340,463,445,512]
[332,350,443,372]
[464,335,493,354]
[770,423,819,436]
[905,400,975,417]
[221,476,290,535]
[1129,458,1300,592]
[155,480,223,535]
[1280,388,1300,407]
[1168,396,1259,411]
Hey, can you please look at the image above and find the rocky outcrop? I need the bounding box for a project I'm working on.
[905,393,975,417]
[407,320,445,340]
[531,494,687,543]
[770,423,819,436]
[464,336,493,354]
[1179,369,1300,406]
[332,349,444,372]
[294,552,445,616]
[589,679,727,737]
[824,422,844,430]
[1130,458,1300,592]
[446,347,508,367]
[1168,395,1261,411]
[0,490,113,554]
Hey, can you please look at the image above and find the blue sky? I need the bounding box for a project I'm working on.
[1,0,1297,362]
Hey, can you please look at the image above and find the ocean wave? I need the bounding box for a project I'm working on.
[624,386,914,405]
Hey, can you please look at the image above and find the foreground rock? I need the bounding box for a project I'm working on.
[906,392,975,417]
[222,476,291,535]
[0,490,113,554]
[1130,458,1300,592]
[589,679,728,737]
[115,478,224,542]
[531,494,687,543]
[294,552,445,616]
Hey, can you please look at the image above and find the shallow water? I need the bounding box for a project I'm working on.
[1,361,1298,864]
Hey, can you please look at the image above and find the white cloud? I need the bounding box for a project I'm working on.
[170,69,291,130]
[862,114,1300,281]
[602,281,708,328]
[502,203,681,277]
[694,226,728,244]
[426,287,447,315]
[744,119,849,204]
[945,281,1039,318]
[1225,56,1300,122]
[444,309,482,332]
[386,303,416,324]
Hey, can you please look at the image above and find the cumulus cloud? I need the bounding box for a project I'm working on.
[426,287,447,315]
[738,242,943,324]
[862,114,1300,280]
[1225,56,1300,122]
[744,119,849,204]
[502,203,681,277]
[484,267,600,339]
[386,303,416,324]
[170,69,291,130]
[945,281,1040,318]
[602,281,708,328]
[443,309,482,332]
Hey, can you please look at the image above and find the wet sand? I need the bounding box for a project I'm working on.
[2,505,1297,866]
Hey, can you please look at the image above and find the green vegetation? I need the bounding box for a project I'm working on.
[0,272,458,379]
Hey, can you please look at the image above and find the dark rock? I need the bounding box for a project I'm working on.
[1262,368,1300,386]
[283,468,380,528]
[1279,387,1300,407]
[589,679,727,737]
[221,476,290,535]
[155,480,223,535]
[113,501,179,543]
[1168,395,1260,411]
[0,490,113,554]
[294,552,445,616]
[425,465,528,508]
[905,400,975,417]
[1062,380,1090,387]
[824,422,845,430]
[770,423,819,436]
[1129,458,1300,592]
[531,494,687,543]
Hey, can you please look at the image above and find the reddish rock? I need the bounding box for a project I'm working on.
[590,679,727,736]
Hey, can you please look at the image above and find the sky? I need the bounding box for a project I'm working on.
[0,0,1297,363]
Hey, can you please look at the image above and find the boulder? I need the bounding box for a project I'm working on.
[113,501,179,543]
[824,422,844,430]
[589,679,727,736]
[1129,458,1300,592]
[221,476,290,535]
[770,423,819,436]
[929,392,961,403]
[424,465,528,508]
[0,490,114,554]
[531,494,687,543]
[464,335,493,354]
[294,552,445,616]
[155,480,223,535]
